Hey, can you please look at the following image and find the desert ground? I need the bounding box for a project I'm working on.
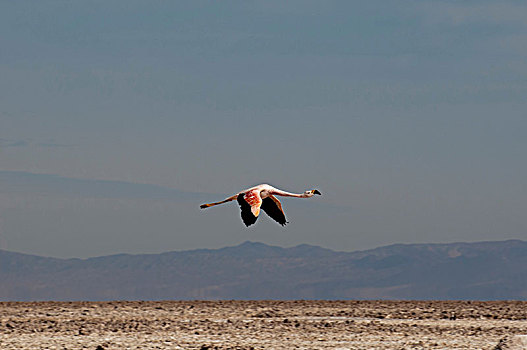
[1,300,526,349]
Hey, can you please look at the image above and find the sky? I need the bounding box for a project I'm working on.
[1,1,526,258]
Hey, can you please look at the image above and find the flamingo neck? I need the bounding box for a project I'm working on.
[272,190,308,198]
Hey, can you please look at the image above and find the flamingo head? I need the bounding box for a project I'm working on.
[304,189,322,197]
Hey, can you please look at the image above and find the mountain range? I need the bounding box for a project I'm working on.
[1,240,526,301]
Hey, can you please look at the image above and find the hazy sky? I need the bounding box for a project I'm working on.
[1,1,526,258]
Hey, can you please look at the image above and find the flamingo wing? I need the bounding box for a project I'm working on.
[237,189,262,227]
[261,195,287,226]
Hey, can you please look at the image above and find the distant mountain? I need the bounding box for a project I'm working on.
[1,240,526,301]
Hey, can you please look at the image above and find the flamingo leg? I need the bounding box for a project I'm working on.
[200,195,238,209]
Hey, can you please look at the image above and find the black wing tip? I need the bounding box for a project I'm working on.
[261,197,288,226]
[240,213,258,227]
[242,216,258,227]
[237,193,258,227]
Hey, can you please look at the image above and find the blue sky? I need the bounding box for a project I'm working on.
[1,1,526,258]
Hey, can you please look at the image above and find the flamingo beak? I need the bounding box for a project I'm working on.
[313,190,321,195]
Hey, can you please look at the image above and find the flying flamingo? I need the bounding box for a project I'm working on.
[200,184,321,227]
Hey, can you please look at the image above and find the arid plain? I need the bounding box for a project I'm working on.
[1,300,527,349]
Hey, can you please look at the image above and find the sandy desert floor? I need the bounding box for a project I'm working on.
[1,300,526,349]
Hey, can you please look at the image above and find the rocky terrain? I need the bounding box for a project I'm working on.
[1,300,526,349]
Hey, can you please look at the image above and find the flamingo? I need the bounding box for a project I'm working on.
[200,184,321,227]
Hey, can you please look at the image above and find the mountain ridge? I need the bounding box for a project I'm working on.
[4,238,525,260]
[1,239,526,301]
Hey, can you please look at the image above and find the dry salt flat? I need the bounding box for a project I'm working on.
[1,300,527,350]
